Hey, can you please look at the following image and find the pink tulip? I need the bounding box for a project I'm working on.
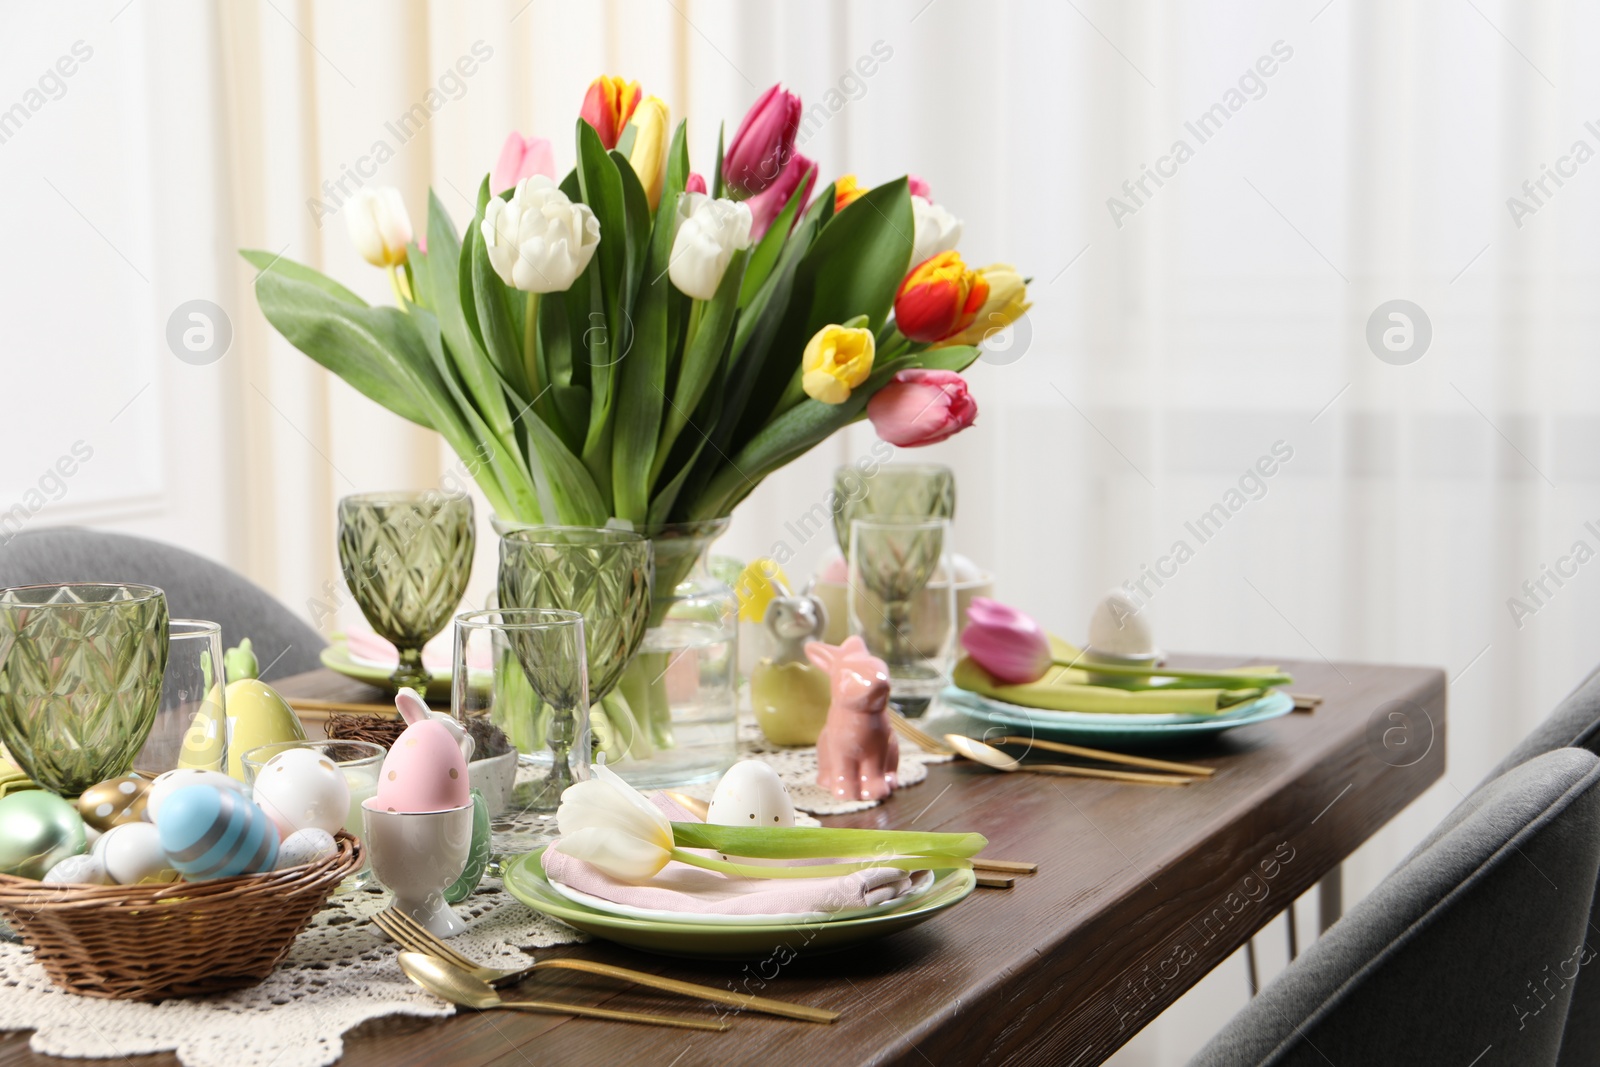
[960,598,1052,684]
[746,154,816,240]
[492,132,556,195]
[685,172,707,195]
[908,174,933,201]
[866,369,978,447]
[723,84,802,196]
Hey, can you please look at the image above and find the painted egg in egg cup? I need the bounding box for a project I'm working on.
[360,799,474,938]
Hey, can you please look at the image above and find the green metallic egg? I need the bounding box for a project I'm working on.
[444,790,491,904]
[0,791,88,880]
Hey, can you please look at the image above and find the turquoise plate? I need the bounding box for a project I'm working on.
[503,847,977,959]
[941,689,1296,748]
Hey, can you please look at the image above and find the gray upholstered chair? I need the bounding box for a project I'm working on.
[1189,748,1600,1067]
[1483,664,1600,782]
[0,527,325,681]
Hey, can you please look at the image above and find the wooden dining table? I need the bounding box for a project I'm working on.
[0,653,1444,1067]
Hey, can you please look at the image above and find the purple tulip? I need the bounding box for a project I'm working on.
[746,154,816,240]
[723,84,802,196]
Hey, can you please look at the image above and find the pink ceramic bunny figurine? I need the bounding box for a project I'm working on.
[805,636,899,801]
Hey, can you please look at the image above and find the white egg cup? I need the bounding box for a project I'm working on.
[1080,647,1165,687]
[361,800,474,938]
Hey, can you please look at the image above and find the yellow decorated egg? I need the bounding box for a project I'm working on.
[224,679,307,780]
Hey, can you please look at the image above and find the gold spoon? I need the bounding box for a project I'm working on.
[943,734,1193,786]
[397,951,731,1031]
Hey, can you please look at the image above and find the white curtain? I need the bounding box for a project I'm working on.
[5,1,1598,1060]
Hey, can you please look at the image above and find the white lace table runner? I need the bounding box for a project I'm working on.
[0,719,951,1067]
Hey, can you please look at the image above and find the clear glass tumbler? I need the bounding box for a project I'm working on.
[136,619,228,775]
[453,608,589,852]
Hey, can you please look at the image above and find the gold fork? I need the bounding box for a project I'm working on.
[370,908,839,1023]
[888,709,956,755]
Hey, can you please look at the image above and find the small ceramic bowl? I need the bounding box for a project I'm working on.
[468,749,517,818]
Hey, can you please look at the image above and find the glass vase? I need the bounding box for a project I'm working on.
[615,520,739,788]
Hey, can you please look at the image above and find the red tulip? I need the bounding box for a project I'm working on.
[746,154,816,240]
[866,369,977,447]
[908,174,933,201]
[492,132,556,195]
[723,84,802,196]
[685,172,707,195]
[580,75,642,150]
[960,598,1052,684]
[893,251,989,343]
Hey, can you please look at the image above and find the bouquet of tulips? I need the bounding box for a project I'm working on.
[243,76,1029,535]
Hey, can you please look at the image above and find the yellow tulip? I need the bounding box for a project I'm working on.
[833,174,866,213]
[626,96,670,209]
[802,325,875,405]
[938,263,1032,347]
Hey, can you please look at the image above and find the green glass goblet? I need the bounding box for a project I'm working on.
[338,491,475,691]
[496,527,652,709]
[0,583,169,795]
[831,463,956,556]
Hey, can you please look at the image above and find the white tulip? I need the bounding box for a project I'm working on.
[481,175,601,293]
[553,763,674,882]
[345,187,413,268]
[909,194,961,267]
[668,193,753,301]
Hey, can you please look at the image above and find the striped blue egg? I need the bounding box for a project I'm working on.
[156,785,278,880]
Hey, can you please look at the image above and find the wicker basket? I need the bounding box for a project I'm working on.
[0,832,363,1000]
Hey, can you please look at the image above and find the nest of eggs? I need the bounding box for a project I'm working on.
[0,831,363,1000]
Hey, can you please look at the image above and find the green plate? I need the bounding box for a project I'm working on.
[503,847,978,959]
[319,641,453,702]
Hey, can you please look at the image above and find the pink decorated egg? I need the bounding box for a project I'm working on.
[374,720,470,813]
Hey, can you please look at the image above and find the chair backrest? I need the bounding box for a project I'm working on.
[1484,665,1600,784]
[0,527,325,682]
[1189,748,1600,1067]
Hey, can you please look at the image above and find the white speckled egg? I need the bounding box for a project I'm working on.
[273,827,338,870]
[99,822,171,884]
[707,760,795,829]
[44,853,113,885]
[147,769,248,823]
[253,749,351,837]
[1088,589,1155,656]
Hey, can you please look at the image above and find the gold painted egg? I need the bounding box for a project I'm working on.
[76,773,150,832]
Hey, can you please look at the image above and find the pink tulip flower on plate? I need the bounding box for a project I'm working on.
[492,132,556,195]
[960,597,1053,685]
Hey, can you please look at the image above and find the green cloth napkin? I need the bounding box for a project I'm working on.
[950,636,1286,716]
[0,757,40,798]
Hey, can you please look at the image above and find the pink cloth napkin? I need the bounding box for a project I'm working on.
[343,630,491,673]
[541,796,931,917]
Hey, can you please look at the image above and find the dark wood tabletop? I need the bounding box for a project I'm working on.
[0,655,1445,1067]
